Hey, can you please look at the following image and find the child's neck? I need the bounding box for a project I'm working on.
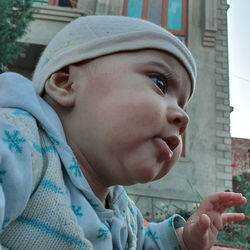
[63,130,110,206]
[78,161,110,206]
[89,178,110,207]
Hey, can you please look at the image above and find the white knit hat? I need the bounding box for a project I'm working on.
[33,15,197,97]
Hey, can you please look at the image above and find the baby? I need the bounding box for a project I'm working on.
[0,16,246,250]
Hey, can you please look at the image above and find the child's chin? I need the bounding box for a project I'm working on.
[136,171,164,184]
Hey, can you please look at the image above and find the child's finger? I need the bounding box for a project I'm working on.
[210,192,245,205]
[202,192,246,212]
[199,213,210,232]
[217,196,247,213]
[222,213,245,225]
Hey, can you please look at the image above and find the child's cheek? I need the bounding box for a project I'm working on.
[123,98,165,132]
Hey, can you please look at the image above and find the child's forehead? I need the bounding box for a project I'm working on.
[77,49,189,78]
[74,49,191,91]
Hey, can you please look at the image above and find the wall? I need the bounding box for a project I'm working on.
[21,5,84,45]
[77,0,97,15]
[214,0,233,191]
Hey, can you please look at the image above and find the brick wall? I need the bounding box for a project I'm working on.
[214,0,232,191]
[231,137,250,175]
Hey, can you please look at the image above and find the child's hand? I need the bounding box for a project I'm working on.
[181,192,247,250]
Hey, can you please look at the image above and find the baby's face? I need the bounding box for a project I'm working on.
[68,49,191,186]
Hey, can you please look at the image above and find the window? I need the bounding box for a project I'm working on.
[127,0,144,18]
[123,0,188,43]
[29,0,78,8]
[30,0,49,5]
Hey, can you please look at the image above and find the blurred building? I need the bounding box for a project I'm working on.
[231,137,250,176]
[11,0,232,221]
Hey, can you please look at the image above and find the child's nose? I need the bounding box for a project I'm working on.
[167,105,189,135]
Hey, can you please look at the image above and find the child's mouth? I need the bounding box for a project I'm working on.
[153,136,180,161]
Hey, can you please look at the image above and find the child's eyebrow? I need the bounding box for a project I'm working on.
[144,61,178,80]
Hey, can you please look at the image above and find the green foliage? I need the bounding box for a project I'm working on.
[172,205,193,221]
[173,180,203,220]
[0,0,33,73]
[186,179,203,208]
[160,179,202,220]
[216,172,250,248]
[217,222,250,249]
[183,174,250,248]
[233,173,250,218]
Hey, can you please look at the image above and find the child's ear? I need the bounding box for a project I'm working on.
[44,69,75,107]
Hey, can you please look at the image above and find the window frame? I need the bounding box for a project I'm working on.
[122,0,188,43]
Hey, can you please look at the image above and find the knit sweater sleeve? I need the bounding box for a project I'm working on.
[0,109,35,248]
[135,206,186,249]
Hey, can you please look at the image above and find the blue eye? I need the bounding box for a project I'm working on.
[150,75,168,94]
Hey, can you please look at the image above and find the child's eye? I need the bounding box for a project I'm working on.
[150,75,168,94]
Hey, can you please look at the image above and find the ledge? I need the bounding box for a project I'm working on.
[32,5,84,22]
[20,5,85,45]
